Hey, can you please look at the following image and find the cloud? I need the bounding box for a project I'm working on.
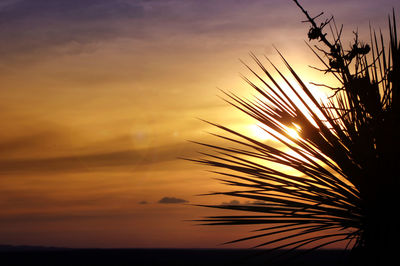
[0,208,138,224]
[0,0,397,63]
[220,200,267,206]
[158,196,188,204]
[0,0,302,62]
[0,189,113,211]
[0,0,145,60]
[0,143,189,174]
[221,200,240,205]
[0,117,194,174]
[244,200,265,205]
[0,0,143,22]
[0,133,56,157]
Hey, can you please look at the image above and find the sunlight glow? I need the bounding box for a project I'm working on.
[248,124,272,141]
[285,126,301,140]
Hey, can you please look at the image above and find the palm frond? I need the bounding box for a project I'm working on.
[191,2,400,264]
[193,53,362,248]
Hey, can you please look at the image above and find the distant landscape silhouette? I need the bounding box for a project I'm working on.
[191,0,400,265]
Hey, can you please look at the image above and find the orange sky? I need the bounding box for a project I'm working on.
[1,0,399,249]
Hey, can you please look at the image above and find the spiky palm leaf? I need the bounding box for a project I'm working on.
[190,2,399,264]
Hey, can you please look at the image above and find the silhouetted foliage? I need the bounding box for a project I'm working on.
[190,0,400,265]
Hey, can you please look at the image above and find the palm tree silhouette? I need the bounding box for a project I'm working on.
[190,1,399,264]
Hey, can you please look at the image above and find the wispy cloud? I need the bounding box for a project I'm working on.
[2,0,395,65]
[0,0,300,62]
[0,143,190,174]
[0,0,145,60]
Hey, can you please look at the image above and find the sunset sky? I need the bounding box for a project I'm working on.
[1,0,399,249]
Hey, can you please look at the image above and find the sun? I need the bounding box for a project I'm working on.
[285,126,300,139]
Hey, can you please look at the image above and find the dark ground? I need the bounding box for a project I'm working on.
[0,245,350,266]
